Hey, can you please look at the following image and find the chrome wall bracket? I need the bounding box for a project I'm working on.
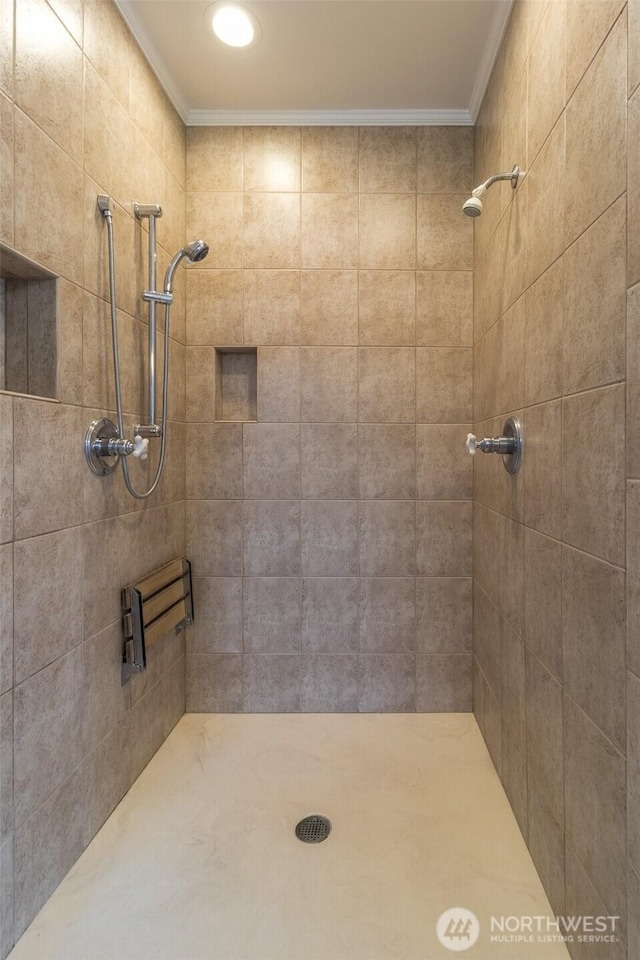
[466,416,523,475]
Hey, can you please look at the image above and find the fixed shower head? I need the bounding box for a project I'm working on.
[462,195,483,218]
[461,165,521,219]
[164,240,209,292]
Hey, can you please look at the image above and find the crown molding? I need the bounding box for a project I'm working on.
[468,0,514,122]
[186,108,472,126]
[115,0,191,122]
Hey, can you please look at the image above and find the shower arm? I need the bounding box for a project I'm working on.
[472,166,520,197]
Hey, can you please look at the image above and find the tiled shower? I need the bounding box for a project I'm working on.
[0,0,639,957]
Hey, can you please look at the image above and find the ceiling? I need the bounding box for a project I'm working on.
[116,0,513,124]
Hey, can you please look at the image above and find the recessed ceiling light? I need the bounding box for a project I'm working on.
[207,3,261,48]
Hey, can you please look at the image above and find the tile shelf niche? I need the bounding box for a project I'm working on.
[0,243,58,401]
[215,346,257,422]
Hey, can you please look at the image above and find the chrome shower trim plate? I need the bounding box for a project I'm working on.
[85,417,120,476]
[503,416,523,475]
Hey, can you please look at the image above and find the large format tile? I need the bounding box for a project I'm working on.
[524,529,563,680]
[358,655,415,712]
[300,270,358,346]
[187,578,243,656]
[301,578,358,654]
[13,528,83,683]
[301,127,358,193]
[357,424,415,500]
[0,396,12,546]
[416,271,473,347]
[301,656,358,712]
[526,649,564,826]
[358,347,415,422]
[358,578,415,653]
[300,424,358,500]
[416,655,472,712]
[301,194,358,269]
[243,655,300,712]
[358,271,415,346]
[301,501,358,576]
[242,423,300,500]
[242,500,300,577]
[629,671,640,874]
[81,622,130,756]
[186,501,242,577]
[0,691,12,845]
[416,501,472,577]
[415,578,472,654]
[564,695,627,924]
[359,501,416,577]
[359,194,416,269]
[257,347,300,422]
[242,578,300,654]
[300,347,357,422]
[0,545,12,695]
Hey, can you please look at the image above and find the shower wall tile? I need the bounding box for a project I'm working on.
[630,482,640,679]
[186,124,473,721]
[525,649,564,826]
[629,671,640,873]
[416,347,472,422]
[0,93,13,246]
[629,87,640,287]
[13,527,83,683]
[527,768,565,916]
[301,127,359,193]
[415,654,472,712]
[0,546,12,695]
[14,769,83,940]
[524,528,563,680]
[81,622,131,756]
[301,655,358,712]
[83,0,131,108]
[524,259,564,406]
[564,843,627,960]
[83,720,131,847]
[417,195,473,271]
[187,501,242,577]
[300,423,358,500]
[0,692,12,844]
[527,0,565,165]
[0,838,14,960]
[523,399,562,538]
[187,193,243,268]
[416,501,472,577]
[13,651,82,827]
[301,578,358,654]
[300,270,358,345]
[186,422,242,500]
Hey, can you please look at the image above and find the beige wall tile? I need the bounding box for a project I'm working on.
[187,193,243,269]
[416,423,472,500]
[562,384,625,566]
[83,0,130,108]
[358,127,416,193]
[563,196,626,394]
[565,0,625,97]
[186,423,242,500]
[359,194,416,269]
[0,691,12,843]
[358,578,415,653]
[186,270,243,346]
[416,271,473,347]
[14,0,83,163]
[523,400,562,537]
[629,864,640,960]
[564,844,627,960]
[0,93,13,245]
[243,193,300,269]
[0,396,13,546]
[358,654,415,712]
[416,655,472,712]
[300,270,358,345]
[501,67,528,216]
[565,13,627,245]
[628,671,640,873]
[243,270,300,345]
[562,545,626,751]
[358,423,416,500]
[358,346,415,422]
[301,500,358,576]
[243,422,300,500]
[416,127,473,194]
[300,346,357,422]
[630,482,640,680]
[83,63,130,210]
[187,578,242,655]
[14,111,83,284]
[186,346,215,422]
[526,648,564,825]
[129,122,165,218]
[243,578,300,654]
[301,194,358,269]
[83,720,131,848]
[629,87,640,287]
[129,50,165,159]
[243,655,300,712]
[257,346,300,421]
[13,400,83,540]
[301,127,358,193]
[13,528,83,684]
[416,500,472,577]
[499,514,526,637]
[524,528,563,681]
[13,651,82,827]
[417,195,473,270]
[416,347,472,422]
[243,127,300,192]
[526,116,564,288]
[187,127,242,192]
[0,545,12,696]
[300,423,358,500]
[56,280,83,406]
[474,582,501,696]
[301,655,358,712]
[527,0,565,165]
[564,694,626,924]
[83,179,135,316]
[14,769,82,940]
[81,623,130,756]
[301,578,358,653]
[186,500,242,577]
[416,577,472,654]
[358,271,415,346]
[163,99,186,189]
[359,500,416,577]
[525,259,563,405]
[242,500,300,577]
[527,769,565,916]
[0,0,14,97]
[186,654,242,712]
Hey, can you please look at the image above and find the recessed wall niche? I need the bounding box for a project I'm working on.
[215,347,257,422]
[0,244,58,399]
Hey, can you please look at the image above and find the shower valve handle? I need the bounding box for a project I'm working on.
[132,435,149,460]
[466,432,517,456]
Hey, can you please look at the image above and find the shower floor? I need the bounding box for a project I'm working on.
[9,714,568,960]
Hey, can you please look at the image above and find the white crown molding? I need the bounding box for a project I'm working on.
[115,0,191,122]
[186,108,472,126]
[468,0,514,122]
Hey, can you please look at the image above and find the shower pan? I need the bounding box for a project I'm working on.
[84,195,209,499]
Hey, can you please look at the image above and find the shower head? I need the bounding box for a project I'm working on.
[164,240,209,292]
[462,165,521,218]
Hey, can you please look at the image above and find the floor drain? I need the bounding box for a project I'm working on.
[295,814,331,843]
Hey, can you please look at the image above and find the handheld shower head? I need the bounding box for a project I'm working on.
[164,240,210,292]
